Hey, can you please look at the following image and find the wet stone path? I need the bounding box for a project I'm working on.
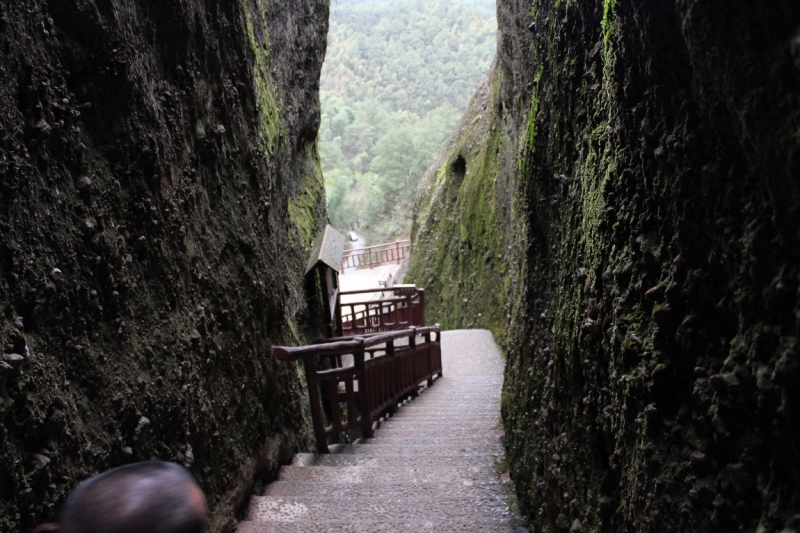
[238,329,518,532]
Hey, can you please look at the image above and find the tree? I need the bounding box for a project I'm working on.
[320,0,496,244]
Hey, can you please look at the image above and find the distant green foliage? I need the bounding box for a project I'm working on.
[321,0,496,244]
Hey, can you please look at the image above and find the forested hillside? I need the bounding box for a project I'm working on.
[320,0,496,244]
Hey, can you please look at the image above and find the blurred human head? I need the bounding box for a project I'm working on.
[36,461,207,533]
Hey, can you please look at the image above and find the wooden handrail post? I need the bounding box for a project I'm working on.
[386,339,399,413]
[303,357,330,454]
[335,290,343,337]
[424,328,434,386]
[408,327,421,395]
[353,337,374,438]
[434,323,442,379]
[419,289,426,327]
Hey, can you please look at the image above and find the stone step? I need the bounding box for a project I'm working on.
[420,382,502,387]
[426,387,503,391]
[392,405,500,416]
[405,393,498,397]
[242,330,516,532]
[354,436,503,447]
[396,400,500,404]
[422,383,502,386]
[396,401,499,408]
[373,427,503,439]
[377,421,501,430]
[378,419,501,426]
[411,390,500,395]
[386,416,500,423]
[383,417,500,424]
[427,389,502,392]
[421,381,501,385]
[388,414,499,420]
[246,494,509,522]
[290,453,500,468]
[379,413,500,422]
[387,410,500,417]
[408,387,498,393]
[238,517,518,533]
[411,395,500,400]
[420,380,503,385]
[277,465,497,484]
[328,443,504,455]
[439,379,504,382]
[361,439,503,450]
[421,383,502,387]
[397,404,499,410]
[262,481,507,499]
[401,395,497,400]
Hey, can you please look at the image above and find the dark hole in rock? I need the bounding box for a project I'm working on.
[451,155,467,177]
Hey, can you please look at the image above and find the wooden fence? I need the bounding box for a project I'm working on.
[341,240,410,270]
[272,326,442,453]
[337,287,425,336]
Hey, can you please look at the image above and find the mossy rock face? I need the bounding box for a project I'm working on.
[0,1,329,532]
[412,0,800,531]
[407,60,527,343]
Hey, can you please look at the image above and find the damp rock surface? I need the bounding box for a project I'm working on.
[409,0,800,532]
[0,1,329,531]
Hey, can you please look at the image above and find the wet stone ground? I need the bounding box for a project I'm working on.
[239,329,521,532]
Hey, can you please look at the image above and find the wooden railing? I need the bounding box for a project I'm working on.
[273,326,442,453]
[341,240,410,270]
[337,287,425,336]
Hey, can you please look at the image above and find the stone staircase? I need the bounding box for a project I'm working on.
[238,330,518,532]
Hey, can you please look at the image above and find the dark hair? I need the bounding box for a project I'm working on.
[57,462,207,533]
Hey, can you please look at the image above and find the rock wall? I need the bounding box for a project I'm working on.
[0,1,329,531]
[409,0,800,531]
[406,59,527,340]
